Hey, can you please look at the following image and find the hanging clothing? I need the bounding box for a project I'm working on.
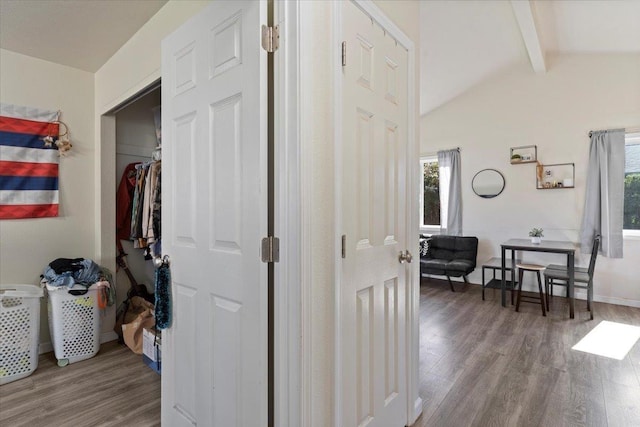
[151,164,162,256]
[131,164,148,244]
[142,161,160,244]
[126,161,162,249]
[116,162,141,241]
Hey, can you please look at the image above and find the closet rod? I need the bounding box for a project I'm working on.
[107,79,161,115]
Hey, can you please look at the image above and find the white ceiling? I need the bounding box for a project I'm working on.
[0,0,638,113]
[535,0,640,53]
[420,1,528,116]
[421,0,640,115]
[0,0,167,72]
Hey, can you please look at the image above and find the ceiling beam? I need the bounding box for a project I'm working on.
[510,0,546,73]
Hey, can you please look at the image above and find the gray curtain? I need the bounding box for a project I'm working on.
[580,129,625,258]
[437,149,462,236]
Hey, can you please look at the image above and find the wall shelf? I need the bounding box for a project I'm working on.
[536,162,575,189]
[510,145,537,164]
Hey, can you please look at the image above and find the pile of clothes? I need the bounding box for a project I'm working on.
[43,258,101,288]
[42,258,116,307]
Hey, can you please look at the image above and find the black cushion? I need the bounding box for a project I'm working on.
[420,259,448,275]
[445,259,475,276]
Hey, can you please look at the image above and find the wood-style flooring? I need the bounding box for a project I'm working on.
[0,341,160,427]
[2,280,639,427]
[412,278,640,427]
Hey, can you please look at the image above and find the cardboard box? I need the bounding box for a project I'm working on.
[143,354,161,375]
[143,327,161,363]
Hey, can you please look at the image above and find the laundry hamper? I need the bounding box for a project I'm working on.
[46,282,101,367]
[0,284,43,385]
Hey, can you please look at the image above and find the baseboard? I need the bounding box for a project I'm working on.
[421,274,467,283]
[453,282,640,309]
[39,331,120,355]
[39,341,53,355]
[591,294,640,308]
[412,397,423,424]
[547,288,640,309]
[101,330,119,343]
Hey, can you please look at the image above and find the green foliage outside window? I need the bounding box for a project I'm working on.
[423,161,440,226]
[624,173,640,230]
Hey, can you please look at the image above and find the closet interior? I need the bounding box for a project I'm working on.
[114,86,161,309]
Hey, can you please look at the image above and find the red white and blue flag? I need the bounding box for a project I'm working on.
[0,103,60,219]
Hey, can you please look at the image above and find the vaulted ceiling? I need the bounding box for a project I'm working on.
[420,0,640,115]
[1,0,638,115]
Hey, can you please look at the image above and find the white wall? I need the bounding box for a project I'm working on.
[0,48,97,346]
[300,1,420,424]
[421,53,640,307]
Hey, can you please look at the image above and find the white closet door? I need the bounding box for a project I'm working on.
[161,1,268,425]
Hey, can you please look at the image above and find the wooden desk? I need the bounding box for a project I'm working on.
[500,239,577,318]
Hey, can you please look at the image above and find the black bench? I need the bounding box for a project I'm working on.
[420,235,478,292]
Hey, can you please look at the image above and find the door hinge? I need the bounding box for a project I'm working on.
[341,41,346,66]
[341,234,346,259]
[261,236,280,263]
[261,25,279,53]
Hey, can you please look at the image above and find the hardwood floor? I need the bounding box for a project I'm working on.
[0,341,160,427]
[2,280,638,427]
[412,278,640,427]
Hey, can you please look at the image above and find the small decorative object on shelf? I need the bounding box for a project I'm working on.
[510,145,537,164]
[536,163,575,190]
[529,227,543,244]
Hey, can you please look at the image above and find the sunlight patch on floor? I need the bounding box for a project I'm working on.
[572,320,640,360]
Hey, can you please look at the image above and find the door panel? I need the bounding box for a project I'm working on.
[162,1,267,425]
[342,1,409,426]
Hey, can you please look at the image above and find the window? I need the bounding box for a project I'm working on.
[420,156,440,229]
[624,132,640,235]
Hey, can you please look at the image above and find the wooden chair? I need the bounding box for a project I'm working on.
[543,235,600,320]
[515,263,547,316]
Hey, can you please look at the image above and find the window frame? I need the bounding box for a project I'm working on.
[623,131,640,239]
[420,155,440,233]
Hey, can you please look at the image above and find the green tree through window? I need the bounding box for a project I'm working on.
[423,160,440,226]
[624,173,640,230]
[624,136,640,231]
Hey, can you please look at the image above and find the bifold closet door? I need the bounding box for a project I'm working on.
[161,1,268,425]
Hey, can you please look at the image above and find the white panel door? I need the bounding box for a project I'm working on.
[341,1,409,426]
[161,1,267,426]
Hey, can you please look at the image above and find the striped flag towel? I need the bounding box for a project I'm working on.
[0,103,60,219]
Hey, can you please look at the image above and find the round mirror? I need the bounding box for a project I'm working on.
[472,169,505,198]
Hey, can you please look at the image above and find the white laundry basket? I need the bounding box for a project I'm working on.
[0,284,43,385]
[46,282,101,367]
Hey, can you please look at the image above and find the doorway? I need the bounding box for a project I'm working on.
[111,83,161,309]
[97,1,302,426]
[334,1,420,425]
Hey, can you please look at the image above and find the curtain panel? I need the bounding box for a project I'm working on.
[437,149,462,236]
[580,129,625,258]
